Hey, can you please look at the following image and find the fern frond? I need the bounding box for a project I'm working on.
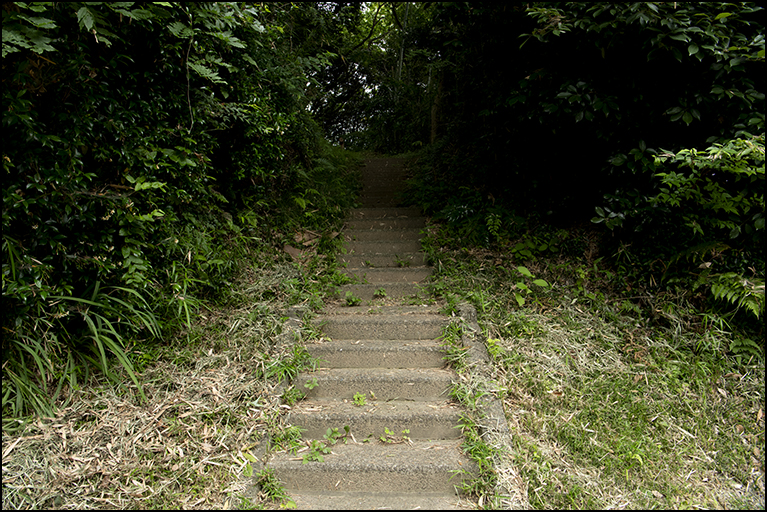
[710,272,764,320]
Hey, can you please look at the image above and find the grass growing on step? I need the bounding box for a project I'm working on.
[440,319,506,508]
[422,221,765,509]
[345,290,362,306]
[251,469,296,509]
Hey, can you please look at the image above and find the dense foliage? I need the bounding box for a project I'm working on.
[2,2,358,417]
[311,2,764,339]
[2,1,764,418]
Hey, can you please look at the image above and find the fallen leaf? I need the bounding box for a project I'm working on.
[283,245,304,261]
[717,387,727,397]
[757,407,763,424]
[735,424,744,434]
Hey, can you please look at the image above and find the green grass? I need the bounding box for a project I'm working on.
[424,221,765,509]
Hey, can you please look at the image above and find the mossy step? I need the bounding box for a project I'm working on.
[296,368,453,401]
[306,338,446,368]
[287,399,462,440]
[269,439,475,494]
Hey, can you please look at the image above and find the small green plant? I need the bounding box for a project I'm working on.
[379,427,411,444]
[353,392,367,406]
[304,377,318,390]
[302,439,332,463]
[324,425,351,445]
[394,254,411,267]
[513,265,550,307]
[345,291,362,306]
[373,287,387,298]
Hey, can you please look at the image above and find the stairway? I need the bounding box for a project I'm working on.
[266,158,477,509]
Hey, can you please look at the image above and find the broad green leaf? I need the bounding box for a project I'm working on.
[517,266,533,278]
[532,279,549,287]
[514,292,525,307]
[688,43,698,56]
[611,154,627,166]
[715,12,733,20]
[77,7,95,31]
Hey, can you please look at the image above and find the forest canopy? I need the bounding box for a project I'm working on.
[2,2,764,418]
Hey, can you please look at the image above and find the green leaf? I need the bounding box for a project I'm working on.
[688,43,699,56]
[77,7,95,31]
[517,266,533,278]
[532,279,550,287]
[168,21,194,38]
[714,12,733,20]
[514,292,525,307]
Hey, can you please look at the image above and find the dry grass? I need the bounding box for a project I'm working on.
[2,262,305,510]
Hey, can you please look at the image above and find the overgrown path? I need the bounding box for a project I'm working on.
[266,157,477,508]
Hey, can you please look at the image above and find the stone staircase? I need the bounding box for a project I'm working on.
[264,158,477,509]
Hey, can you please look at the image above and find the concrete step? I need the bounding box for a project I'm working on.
[323,305,443,315]
[337,283,429,301]
[317,314,447,340]
[344,240,422,255]
[342,267,431,284]
[347,217,427,230]
[306,339,446,368]
[287,399,462,440]
[350,208,422,219]
[296,368,454,401]
[340,253,426,268]
[344,228,424,242]
[269,439,475,495]
[286,491,474,510]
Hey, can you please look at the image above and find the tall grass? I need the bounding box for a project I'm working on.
[2,283,161,427]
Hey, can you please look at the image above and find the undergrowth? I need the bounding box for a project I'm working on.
[423,211,765,509]
[1,146,363,510]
